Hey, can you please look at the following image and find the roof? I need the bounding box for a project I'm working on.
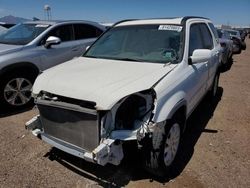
[115,16,210,27]
[117,18,183,26]
[24,20,103,26]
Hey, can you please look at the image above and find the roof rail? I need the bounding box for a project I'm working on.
[112,19,138,27]
[181,16,209,24]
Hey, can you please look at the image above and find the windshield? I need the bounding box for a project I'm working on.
[85,24,184,64]
[0,23,50,45]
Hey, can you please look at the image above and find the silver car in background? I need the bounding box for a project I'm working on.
[0,25,7,33]
[0,20,105,109]
[217,29,233,68]
[225,29,246,53]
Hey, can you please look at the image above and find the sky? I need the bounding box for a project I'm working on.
[0,0,249,26]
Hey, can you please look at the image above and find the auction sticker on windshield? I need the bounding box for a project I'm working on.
[158,25,182,32]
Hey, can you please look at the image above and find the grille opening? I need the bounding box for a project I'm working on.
[38,103,100,151]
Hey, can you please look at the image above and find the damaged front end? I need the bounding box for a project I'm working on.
[26,89,157,166]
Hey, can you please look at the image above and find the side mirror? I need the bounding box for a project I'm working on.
[44,36,61,48]
[188,49,212,65]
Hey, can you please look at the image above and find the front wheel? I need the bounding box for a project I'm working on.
[0,72,35,110]
[143,120,181,177]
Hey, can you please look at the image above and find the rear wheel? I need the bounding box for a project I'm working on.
[0,71,36,110]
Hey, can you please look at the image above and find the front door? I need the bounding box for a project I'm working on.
[37,24,81,71]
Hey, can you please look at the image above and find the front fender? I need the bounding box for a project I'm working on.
[153,91,187,122]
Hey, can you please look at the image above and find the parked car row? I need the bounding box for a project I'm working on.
[25,16,223,177]
[216,27,247,69]
[226,29,246,51]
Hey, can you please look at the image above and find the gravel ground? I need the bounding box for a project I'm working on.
[0,39,250,188]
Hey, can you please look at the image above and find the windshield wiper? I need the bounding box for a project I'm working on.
[113,57,143,62]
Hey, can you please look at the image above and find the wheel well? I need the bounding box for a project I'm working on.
[0,63,40,78]
[171,105,187,132]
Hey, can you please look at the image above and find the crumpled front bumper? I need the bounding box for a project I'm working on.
[25,115,123,166]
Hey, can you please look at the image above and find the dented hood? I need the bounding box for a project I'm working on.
[33,57,176,109]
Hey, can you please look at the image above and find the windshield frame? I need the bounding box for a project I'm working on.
[84,24,185,64]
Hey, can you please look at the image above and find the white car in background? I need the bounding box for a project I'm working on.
[27,17,221,176]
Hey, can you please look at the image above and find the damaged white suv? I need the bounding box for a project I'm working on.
[26,17,221,176]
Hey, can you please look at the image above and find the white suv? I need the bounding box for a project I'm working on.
[26,17,221,176]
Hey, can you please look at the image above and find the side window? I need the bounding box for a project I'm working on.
[74,24,103,40]
[47,25,73,42]
[189,24,203,56]
[200,24,213,49]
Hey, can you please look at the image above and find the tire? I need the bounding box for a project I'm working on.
[143,119,182,177]
[220,54,233,71]
[0,71,36,110]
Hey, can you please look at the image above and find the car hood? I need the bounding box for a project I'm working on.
[0,43,23,55]
[33,57,177,110]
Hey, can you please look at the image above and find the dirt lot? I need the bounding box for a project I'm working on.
[0,39,250,188]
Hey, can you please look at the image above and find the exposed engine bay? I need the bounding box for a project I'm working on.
[26,89,156,166]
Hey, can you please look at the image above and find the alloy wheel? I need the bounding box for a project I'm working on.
[3,78,32,106]
[164,123,181,166]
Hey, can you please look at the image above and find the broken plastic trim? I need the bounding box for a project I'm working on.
[100,89,156,141]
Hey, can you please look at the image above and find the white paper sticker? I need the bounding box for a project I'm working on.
[35,24,49,28]
[158,25,182,32]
